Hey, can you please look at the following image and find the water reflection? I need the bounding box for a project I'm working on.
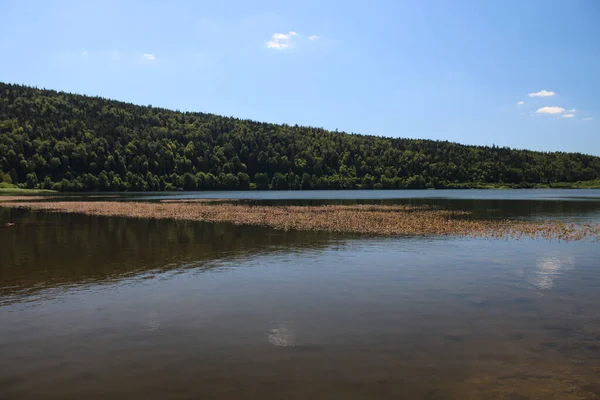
[532,254,575,291]
[0,208,349,303]
[268,327,296,347]
[146,311,161,332]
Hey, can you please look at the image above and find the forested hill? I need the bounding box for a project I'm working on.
[1,82,599,191]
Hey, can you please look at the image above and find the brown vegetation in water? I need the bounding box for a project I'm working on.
[1,200,599,241]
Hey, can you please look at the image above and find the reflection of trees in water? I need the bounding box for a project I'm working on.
[0,208,345,297]
[1,198,598,296]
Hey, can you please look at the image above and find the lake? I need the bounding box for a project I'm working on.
[1,190,600,399]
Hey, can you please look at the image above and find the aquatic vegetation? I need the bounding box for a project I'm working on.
[1,200,598,242]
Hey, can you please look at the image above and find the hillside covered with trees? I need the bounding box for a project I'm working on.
[1,82,599,191]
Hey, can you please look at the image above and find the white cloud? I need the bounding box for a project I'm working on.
[142,53,156,61]
[568,108,576,113]
[562,114,575,118]
[517,101,524,105]
[583,117,593,121]
[267,31,297,50]
[308,35,319,41]
[536,106,565,115]
[528,90,556,97]
[81,51,88,56]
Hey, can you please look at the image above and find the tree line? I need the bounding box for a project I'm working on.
[1,82,599,191]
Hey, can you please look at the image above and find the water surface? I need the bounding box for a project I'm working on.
[1,193,599,399]
[138,188,600,201]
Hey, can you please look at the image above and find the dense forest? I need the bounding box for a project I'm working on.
[1,82,599,191]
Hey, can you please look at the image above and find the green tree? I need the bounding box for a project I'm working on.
[26,172,38,189]
[182,172,198,190]
[254,173,269,190]
[98,171,110,191]
[271,172,287,190]
[0,81,597,192]
[237,172,250,190]
[301,173,312,190]
[224,173,239,189]
[42,176,53,190]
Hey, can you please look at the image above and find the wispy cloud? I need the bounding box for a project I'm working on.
[529,90,556,98]
[583,117,593,121]
[308,35,319,41]
[517,101,524,105]
[536,106,565,115]
[267,31,297,50]
[74,50,163,64]
[562,114,575,118]
[568,108,576,113]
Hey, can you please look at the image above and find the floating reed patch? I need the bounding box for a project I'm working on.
[1,201,598,241]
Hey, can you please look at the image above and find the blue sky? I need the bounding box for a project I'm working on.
[1,0,599,155]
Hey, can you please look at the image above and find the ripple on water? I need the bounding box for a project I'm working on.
[267,327,295,347]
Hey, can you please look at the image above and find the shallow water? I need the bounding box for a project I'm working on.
[1,194,600,399]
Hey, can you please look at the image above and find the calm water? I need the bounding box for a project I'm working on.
[138,188,600,201]
[1,191,600,399]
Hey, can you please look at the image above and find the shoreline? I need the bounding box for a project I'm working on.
[1,200,598,242]
[2,186,600,196]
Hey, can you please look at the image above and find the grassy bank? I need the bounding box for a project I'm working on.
[441,180,600,189]
[1,200,598,241]
[548,179,600,189]
[0,188,56,195]
[0,182,56,195]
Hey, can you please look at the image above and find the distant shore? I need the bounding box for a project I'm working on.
[1,180,599,196]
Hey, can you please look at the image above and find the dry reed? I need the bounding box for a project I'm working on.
[1,200,599,241]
